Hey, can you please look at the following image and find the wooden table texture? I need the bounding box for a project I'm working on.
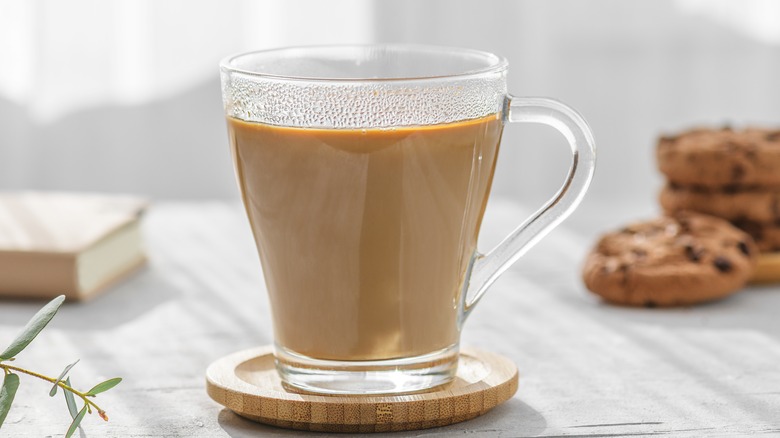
[1,198,779,437]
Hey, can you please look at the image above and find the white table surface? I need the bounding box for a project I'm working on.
[2,198,780,437]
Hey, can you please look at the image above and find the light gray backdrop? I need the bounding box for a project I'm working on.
[1,0,779,233]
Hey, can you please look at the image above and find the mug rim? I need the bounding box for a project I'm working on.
[220,44,508,83]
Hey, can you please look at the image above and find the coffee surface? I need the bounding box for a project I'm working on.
[229,115,503,361]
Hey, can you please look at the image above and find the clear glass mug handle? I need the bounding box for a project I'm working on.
[461,96,597,321]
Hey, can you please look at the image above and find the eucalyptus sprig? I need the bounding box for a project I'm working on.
[0,295,122,436]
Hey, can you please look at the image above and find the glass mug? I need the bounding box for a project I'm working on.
[220,45,595,395]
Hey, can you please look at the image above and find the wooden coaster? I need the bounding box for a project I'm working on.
[751,252,780,284]
[206,346,518,433]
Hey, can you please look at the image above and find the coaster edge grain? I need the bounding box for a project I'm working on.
[206,345,518,433]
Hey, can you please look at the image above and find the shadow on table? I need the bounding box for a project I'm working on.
[217,398,547,437]
[589,283,780,340]
[0,265,179,330]
[581,284,780,426]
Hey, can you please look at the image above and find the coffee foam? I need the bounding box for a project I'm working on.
[221,71,507,129]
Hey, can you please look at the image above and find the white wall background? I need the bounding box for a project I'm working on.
[1,0,779,230]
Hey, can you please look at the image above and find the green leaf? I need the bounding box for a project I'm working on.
[86,377,121,396]
[0,295,65,360]
[50,359,80,397]
[63,378,78,419]
[0,373,20,428]
[65,405,87,438]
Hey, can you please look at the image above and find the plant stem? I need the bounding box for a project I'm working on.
[0,362,105,414]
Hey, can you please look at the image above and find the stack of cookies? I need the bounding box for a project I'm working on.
[657,127,780,254]
[580,126,780,307]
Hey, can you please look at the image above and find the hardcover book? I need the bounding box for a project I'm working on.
[0,192,147,300]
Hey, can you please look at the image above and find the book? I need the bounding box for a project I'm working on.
[0,192,147,301]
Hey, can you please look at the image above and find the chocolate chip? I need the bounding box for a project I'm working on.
[660,135,677,143]
[713,256,733,273]
[766,131,780,142]
[734,220,764,239]
[684,244,702,262]
[644,300,657,308]
[737,241,751,257]
[722,123,733,131]
[723,184,739,194]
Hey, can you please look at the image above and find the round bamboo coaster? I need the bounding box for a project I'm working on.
[751,252,780,284]
[206,346,518,433]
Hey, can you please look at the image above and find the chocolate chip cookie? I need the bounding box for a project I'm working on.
[657,127,780,188]
[660,183,780,223]
[582,212,757,307]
